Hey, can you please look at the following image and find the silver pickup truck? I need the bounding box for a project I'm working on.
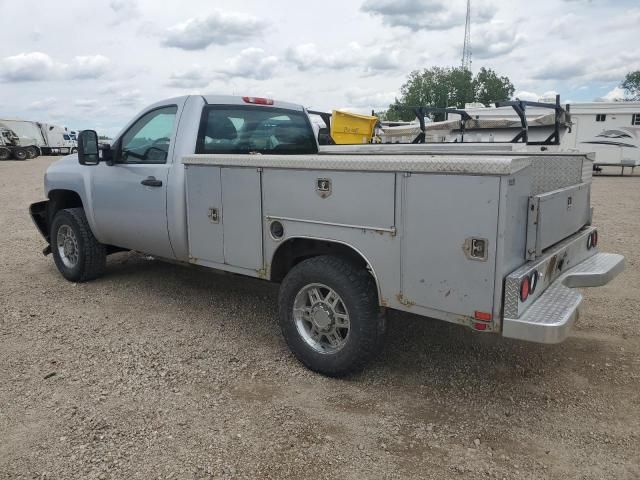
[29,95,624,376]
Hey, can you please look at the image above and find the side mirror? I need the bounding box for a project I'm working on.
[78,130,100,165]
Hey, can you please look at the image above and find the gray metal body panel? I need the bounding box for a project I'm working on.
[262,169,395,229]
[400,174,499,316]
[185,165,224,264]
[221,168,263,270]
[534,183,591,253]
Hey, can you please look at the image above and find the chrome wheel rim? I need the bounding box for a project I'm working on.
[293,283,350,354]
[57,225,79,269]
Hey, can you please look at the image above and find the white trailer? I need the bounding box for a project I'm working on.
[0,119,77,156]
[460,101,640,174]
[560,102,640,173]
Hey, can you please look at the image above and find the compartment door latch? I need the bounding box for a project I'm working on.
[208,207,220,223]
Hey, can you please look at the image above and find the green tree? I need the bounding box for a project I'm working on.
[621,71,640,100]
[387,66,515,121]
[473,67,515,106]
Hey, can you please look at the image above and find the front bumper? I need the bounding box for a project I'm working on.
[502,252,624,344]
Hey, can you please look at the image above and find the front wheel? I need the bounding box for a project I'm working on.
[50,208,106,282]
[278,255,386,376]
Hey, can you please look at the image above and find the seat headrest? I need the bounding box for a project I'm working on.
[206,115,237,140]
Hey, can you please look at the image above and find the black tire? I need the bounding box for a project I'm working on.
[71,147,78,154]
[278,255,386,376]
[12,147,28,161]
[0,147,10,161]
[50,208,106,282]
[26,146,37,159]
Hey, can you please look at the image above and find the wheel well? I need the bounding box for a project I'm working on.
[270,238,380,300]
[48,190,83,219]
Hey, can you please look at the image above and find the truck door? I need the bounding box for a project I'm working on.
[91,103,182,258]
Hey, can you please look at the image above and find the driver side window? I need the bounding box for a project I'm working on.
[120,106,177,164]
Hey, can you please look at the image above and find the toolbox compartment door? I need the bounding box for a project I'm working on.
[401,174,499,317]
[527,183,590,258]
[186,165,224,264]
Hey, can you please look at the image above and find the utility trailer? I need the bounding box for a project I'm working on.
[30,95,624,376]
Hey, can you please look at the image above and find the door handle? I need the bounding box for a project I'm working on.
[141,176,162,187]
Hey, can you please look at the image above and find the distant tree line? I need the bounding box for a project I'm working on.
[381,66,515,121]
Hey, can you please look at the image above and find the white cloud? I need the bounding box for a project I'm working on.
[116,89,143,107]
[363,49,402,74]
[286,43,356,72]
[0,52,56,81]
[28,97,57,109]
[532,57,588,81]
[0,52,110,82]
[163,11,264,50]
[287,42,402,75]
[167,65,210,88]
[68,55,111,79]
[512,91,540,102]
[74,99,99,109]
[345,88,398,109]
[597,86,625,102]
[473,22,524,59]
[216,48,278,80]
[109,0,140,24]
[361,0,494,31]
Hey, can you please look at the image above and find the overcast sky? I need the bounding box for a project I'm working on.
[0,0,638,136]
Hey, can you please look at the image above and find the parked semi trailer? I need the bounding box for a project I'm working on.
[0,119,77,156]
[0,126,40,160]
[29,95,624,376]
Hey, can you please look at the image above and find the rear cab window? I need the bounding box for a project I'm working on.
[196,106,318,154]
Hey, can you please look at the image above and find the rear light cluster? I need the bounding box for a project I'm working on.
[472,311,492,331]
[587,230,598,250]
[519,270,538,303]
[242,96,274,105]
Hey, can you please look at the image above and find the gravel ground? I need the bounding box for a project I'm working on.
[1,157,638,480]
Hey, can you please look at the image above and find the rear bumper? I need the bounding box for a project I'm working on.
[502,252,624,343]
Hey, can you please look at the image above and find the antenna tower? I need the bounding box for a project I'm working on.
[461,0,471,70]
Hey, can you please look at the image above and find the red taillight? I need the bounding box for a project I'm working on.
[592,230,598,248]
[520,276,530,302]
[473,322,488,331]
[242,96,274,105]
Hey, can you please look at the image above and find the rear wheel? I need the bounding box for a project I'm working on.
[12,147,28,161]
[0,147,10,160]
[26,146,37,159]
[51,208,106,282]
[278,255,386,376]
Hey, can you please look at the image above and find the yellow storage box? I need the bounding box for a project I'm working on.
[330,110,378,144]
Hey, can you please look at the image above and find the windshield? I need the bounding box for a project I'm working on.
[197,106,317,155]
